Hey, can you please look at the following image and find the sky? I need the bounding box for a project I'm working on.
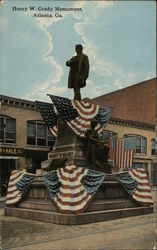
[0,0,156,102]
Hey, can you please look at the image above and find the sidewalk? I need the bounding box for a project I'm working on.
[1,189,156,250]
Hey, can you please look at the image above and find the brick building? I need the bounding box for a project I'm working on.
[0,95,55,196]
[92,78,157,184]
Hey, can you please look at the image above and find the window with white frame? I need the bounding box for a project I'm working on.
[27,121,55,147]
[124,135,147,155]
[0,116,16,144]
[151,163,156,184]
[151,139,155,156]
[136,136,147,154]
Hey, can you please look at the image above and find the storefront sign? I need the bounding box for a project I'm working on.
[0,147,24,156]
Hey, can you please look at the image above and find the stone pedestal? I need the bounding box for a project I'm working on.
[5,176,153,224]
[41,118,88,169]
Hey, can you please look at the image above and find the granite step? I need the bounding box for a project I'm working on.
[86,198,138,212]
[17,198,139,213]
[17,199,57,212]
[5,205,153,225]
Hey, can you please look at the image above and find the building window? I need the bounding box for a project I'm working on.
[124,135,147,155]
[136,136,147,154]
[37,123,46,146]
[27,122,36,145]
[124,137,135,150]
[151,163,156,185]
[151,139,155,155]
[0,116,16,144]
[27,121,55,147]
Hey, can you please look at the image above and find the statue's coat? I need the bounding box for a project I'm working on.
[66,54,89,89]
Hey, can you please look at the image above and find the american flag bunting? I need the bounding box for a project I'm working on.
[130,168,153,205]
[48,95,112,138]
[6,170,36,205]
[114,168,153,205]
[36,101,58,137]
[6,167,153,210]
[43,165,105,214]
[6,170,24,205]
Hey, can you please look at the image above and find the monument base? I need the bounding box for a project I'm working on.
[5,175,153,225]
[41,118,89,170]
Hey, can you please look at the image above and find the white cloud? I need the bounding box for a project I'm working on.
[73,22,112,77]
[72,1,116,77]
[34,17,64,82]
[21,24,65,101]
[23,1,94,101]
[114,79,124,89]
[83,79,104,98]
[97,1,115,8]
[71,1,86,20]
[72,1,114,21]
[23,0,116,101]
[23,79,68,102]
[144,72,156,81]
[72,1,142,95]
[114,72,136,89]
[22,5,68,101]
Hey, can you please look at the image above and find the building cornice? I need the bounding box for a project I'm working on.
[109,117,155,131]
[0,95,37,110]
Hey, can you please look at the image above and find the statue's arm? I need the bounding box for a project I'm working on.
[66,56,78,67]
[84,56,89,80]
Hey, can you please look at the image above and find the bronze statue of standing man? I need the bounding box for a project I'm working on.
[66,44,89,100]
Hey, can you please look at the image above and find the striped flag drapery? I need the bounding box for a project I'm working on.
[48,95,112,138]
[43,165,105,214]
[6,167,153,211]
[114,168,153,205]
[114,138,134,171]
[6,170,24,205]
[35,101,58,137]
[130,168,153,205]
[6,170,36,205]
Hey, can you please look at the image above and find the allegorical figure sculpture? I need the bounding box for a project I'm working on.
[85,119,109,171]
[66,44,89,100]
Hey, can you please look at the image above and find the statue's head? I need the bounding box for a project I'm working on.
[75,44,83,54]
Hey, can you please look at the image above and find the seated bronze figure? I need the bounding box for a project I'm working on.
[85,120,109,172]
